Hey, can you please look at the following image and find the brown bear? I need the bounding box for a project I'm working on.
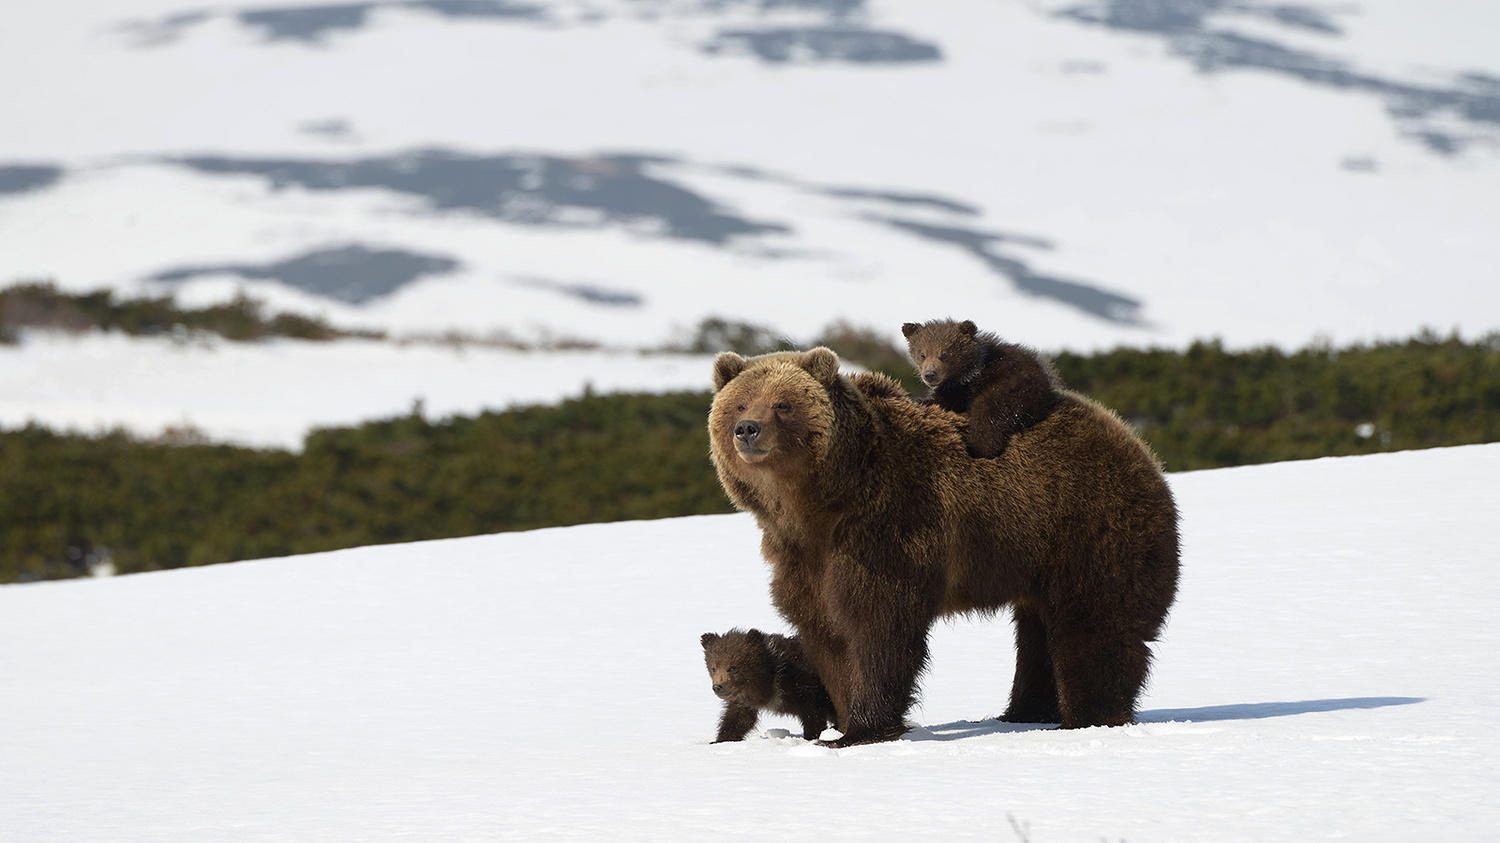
[708,347,1179,747]
[701,628,836,742]
[902,318,1063,458]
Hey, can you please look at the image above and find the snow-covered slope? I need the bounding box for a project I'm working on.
[3,0,1499,354]
[0,331,716,449]
[3,443,1498,840]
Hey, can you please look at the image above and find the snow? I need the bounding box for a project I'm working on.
[4,0,1500,353]
[4,0,1500,445]
[0,330,717,449]
[3,443,1499,840]
[4,3,1498,834]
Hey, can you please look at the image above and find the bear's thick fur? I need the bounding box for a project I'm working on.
[902,318,1063,458]
[701,628,836,742]
[708,347,1179,747]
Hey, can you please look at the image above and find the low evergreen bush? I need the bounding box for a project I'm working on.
[3,283,1497,582]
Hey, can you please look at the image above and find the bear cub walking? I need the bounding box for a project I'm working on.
[701,629,835,742]
[902,318,1063,458]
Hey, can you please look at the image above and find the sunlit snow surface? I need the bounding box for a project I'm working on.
[4,6,1498,835]
[0,331,716,449]
[3,444,1499,839]
[5,1,1500,447]
[3,0,1499,353]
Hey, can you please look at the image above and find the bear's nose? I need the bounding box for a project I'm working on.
[734,420,761,445]
[923,369,940,384]
[712,683,725,695]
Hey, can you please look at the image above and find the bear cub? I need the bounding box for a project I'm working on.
[902,318,1063,458]
[701,629,835,743]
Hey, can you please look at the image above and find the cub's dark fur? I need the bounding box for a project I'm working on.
[701,628,835,742]
[902,318,1063,457]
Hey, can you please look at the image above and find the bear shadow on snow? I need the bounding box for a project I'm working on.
[707,346,1180,747]
[912,696,1426,741]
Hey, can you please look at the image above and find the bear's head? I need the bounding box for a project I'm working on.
[902,319,980,389]
[708,347,840,479]
[701,629,775,706]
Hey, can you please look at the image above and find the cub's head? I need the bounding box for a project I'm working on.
[701,629,775,706]
[708,347,840,477]
[902,319,980,389]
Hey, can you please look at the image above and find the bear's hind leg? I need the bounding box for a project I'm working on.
[1050,628,1152,729]
[1000,605,1062,724]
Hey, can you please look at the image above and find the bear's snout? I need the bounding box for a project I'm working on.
[712,683,726,696]
[734,420,761,446]
[922,369,940,385]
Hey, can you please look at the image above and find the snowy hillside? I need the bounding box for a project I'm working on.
[3,443,1498,840]
[0,331,717,449]
[5,0,1500,446]
[3,0,1499,355]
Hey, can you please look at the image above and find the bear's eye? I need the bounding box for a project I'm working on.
[918,353,926,361]
[736,404,746,412]
[728,665,738,673]
[939,353,948,361]
[772,401,789,411]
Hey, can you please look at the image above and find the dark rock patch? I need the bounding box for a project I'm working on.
[703,26,941,64]
[149,243,461,304]
[874,216,1144,325]
[164,150,790,245]
[1054,0,1500,155]
[0,165,63,196]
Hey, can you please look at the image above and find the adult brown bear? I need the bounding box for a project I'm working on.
[708,347,1179,747]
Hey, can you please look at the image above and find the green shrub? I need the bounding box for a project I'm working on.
[3,312,1497,583]
[0,392,730,583]
[1052,332,1500,471]
[0,280,378,341]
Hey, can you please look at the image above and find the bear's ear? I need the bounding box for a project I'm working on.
[800,347,839,385]
[712,352,747,392]
[958,319,978,337]
[701,632,720,649]
[745,629,765,644]
[901,322,921,339]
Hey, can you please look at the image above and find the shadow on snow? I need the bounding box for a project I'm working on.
[1053,0,1500,155]
[915,696,1427,740]
[114,0,942,66]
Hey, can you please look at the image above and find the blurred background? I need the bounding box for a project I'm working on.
[3,0,1498,581]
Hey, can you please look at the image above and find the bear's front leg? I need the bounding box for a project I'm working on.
[795,630,852,734]
[816,556,939,748]
[797,714,829,742]
[713,702,760,743]
[769,566,853,731]
[820,721,910,748]
[821,647,922,748]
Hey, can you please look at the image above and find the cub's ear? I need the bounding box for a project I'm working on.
[745,629,765,644]
[701,632,720,649]
[901,322,921,339]
[958,320,978,337]
[800,346,840,385]
[712,352,747,392]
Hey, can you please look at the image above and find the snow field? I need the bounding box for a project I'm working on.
[2,444,1498,839]
[0,331,718,449]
